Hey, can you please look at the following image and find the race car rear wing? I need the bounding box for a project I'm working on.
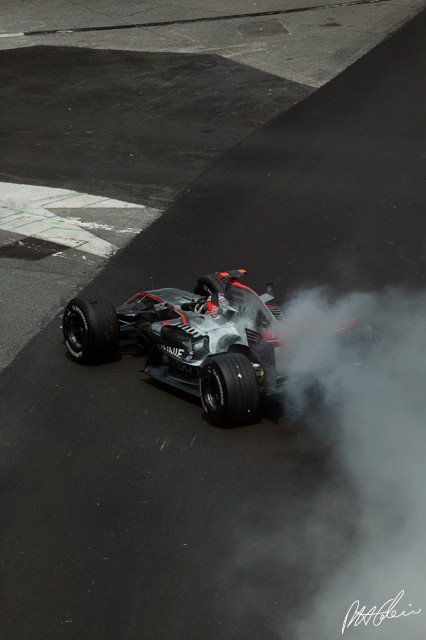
[216,269,275,302]
[216,269,247,280]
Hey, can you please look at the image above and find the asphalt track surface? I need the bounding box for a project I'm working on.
[1,10,426,640]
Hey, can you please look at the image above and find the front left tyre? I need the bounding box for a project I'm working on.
[199,353,260,427]
[63,295,119,363]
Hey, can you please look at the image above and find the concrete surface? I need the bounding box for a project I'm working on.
[1,0,425,86]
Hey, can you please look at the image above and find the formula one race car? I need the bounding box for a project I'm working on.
[63,269,372,426]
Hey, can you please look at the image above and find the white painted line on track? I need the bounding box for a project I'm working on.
[0,182,161,257]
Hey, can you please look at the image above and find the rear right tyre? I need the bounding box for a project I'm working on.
[193,274,226,296]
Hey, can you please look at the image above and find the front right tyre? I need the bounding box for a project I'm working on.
[199,353,260,427]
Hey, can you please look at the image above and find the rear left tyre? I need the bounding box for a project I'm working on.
[63,295,119,363]
[199,353,260,427]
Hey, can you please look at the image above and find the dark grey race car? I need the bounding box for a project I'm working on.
[62,269,372,427]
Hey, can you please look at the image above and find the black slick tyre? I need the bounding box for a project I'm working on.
[199,353,259,427]
[63,295,119,363]
[193,274,226,296]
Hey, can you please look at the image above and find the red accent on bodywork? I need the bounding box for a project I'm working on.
[123,292,163,305]
[122,292,187,323]
[217,268,247,279]
[230,280,253,291]
[171,309,188,323]
[261,331,283,346]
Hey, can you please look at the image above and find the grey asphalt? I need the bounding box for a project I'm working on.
[0,45,309,208]
[0,8,425,640]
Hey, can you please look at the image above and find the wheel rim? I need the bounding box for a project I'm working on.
[202,368,224,412]
[64,309,86,350]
